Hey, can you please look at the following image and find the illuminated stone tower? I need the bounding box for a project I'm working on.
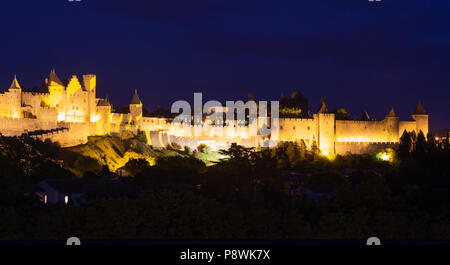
[47,69,65,106]
[129,89,143,127]
[385,107,400,142]
[96,97,111,135]
[82,74,97,122]
[65,75,84,122]
[411,101,428,136]
[46,70,66,121]
[314,98,335,155]
[8,75,22,118]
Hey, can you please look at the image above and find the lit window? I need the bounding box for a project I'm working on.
[44,194,48,204]
[64,195,69,205]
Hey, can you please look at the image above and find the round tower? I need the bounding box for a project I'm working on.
[411,101,428,136]
[129,89,143,127]
[8,75,22,118]
[315,98,335,156]
[385,107,400,142]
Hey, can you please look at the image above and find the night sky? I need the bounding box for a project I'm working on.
[1,0,449,130]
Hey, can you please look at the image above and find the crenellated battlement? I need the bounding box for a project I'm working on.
[0,71,429,153]
[22,91,48,96]
[336,141,398,145]
[279,117,315,122]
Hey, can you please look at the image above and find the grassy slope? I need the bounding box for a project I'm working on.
[64,135,225,176]
[66,135,182,175]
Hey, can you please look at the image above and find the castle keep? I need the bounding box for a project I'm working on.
[0,71,428,155]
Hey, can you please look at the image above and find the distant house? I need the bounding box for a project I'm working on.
[34,178,139,206]
[37,179,86,206]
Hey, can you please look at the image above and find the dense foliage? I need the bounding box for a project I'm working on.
[0,131,450,240]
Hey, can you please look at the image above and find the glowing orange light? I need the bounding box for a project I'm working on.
[380,152,390,161]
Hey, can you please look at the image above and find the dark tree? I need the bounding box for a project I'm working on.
[414,130,427,157]
[219,143,254,164]
[398,130,412,158]
[330,108,350,120]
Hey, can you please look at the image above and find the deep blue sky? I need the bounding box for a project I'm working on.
[0,0,449,130]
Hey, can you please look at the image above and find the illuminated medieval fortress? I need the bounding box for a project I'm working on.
[0,71,428,155]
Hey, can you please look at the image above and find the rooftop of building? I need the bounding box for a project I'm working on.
[130,89,142,105]
[39,178,140,198]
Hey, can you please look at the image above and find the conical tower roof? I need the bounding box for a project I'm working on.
[386,107,398,118]
[317,98,329,113]
[360,110,370,121]
[9,75,21,90]
[48,69,63,86]
[413,101,427,115]
[97,96,111,107]
[130,89,142,105]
